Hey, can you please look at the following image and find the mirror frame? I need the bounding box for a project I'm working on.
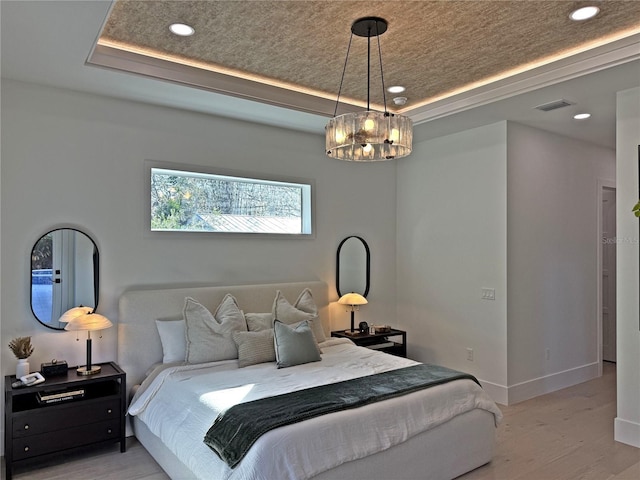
[30,227,100,330]
[336,235,370,298]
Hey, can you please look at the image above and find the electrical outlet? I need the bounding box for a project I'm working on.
[466,348,474,361]
[481,288,495,300]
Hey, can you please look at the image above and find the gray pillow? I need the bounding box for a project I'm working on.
[273,319,321,369]
[184,295,247,364]
[272,289,326,343]
[233,329,276,367]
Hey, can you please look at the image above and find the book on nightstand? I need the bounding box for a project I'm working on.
[36,388,85,405]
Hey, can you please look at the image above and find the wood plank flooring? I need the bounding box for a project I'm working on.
[459,362,639,480]
[3,362,638,480]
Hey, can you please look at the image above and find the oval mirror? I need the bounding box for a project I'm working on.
[336,236,370,297]
[30,228,99,330]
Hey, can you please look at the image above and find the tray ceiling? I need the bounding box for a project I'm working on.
[90,0,640,119]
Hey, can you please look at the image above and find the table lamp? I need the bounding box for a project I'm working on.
[338,293,368,335]
[61,307,112,375]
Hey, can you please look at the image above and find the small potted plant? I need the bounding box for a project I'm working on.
[9,336,34,378]
[633,200,640,217]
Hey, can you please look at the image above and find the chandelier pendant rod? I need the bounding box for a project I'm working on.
[332,32,354,118]
[375,21,389,114]
[366,25,371,110]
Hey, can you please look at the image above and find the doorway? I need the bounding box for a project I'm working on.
[601,186,616,363]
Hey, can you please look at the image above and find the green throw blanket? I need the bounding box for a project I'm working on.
[204,363,479,468]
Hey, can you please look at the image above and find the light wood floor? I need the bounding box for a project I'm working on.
[4,362,638,480]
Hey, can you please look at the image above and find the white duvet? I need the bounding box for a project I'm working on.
[128,338,502,480]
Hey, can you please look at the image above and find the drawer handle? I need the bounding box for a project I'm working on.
[24,446,29,452]
[23,424,29,430]
[107,409,112,414]
[107,428,112,434]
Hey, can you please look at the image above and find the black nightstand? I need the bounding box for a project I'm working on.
[4,361,126,480]
[332,328,407,358]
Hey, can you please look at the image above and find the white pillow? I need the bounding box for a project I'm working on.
[184,295,247,364]
[155,319,186,363]
[272,289,326,343]
[273,320,321,368]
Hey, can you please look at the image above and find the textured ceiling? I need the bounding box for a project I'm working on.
[93,0,640,116]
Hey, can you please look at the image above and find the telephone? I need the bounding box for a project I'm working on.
[12,372,45,388]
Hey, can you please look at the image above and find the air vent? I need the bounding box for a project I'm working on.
[534,99,575,112]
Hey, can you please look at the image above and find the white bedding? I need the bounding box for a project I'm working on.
[128,338,502,480]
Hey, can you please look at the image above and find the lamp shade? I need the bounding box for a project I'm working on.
[64,312,113,332]
[338,293,368,307]
[326,111,413,161]
[59,306,93,323]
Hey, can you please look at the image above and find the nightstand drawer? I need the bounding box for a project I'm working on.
[12,397,120,438]
[12,419,120,460]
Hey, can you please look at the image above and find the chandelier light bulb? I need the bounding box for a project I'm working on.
[364,118,375,131]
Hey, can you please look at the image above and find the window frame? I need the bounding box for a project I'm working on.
[145,160,315,238]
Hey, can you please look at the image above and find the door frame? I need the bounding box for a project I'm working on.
[596,178,616,376]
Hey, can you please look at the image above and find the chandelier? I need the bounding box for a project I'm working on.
[325,17,413,162]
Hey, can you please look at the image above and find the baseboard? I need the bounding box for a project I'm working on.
[506,362,600,405]
[478,379,508,406]
[615,417,640,448]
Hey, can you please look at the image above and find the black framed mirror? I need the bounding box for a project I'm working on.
[336,235,370,297]
[30,228,99,330]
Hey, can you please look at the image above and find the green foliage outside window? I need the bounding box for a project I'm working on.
[151,168,309,234]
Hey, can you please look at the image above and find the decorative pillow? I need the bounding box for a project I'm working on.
[184,295,247,364]
[155,319,186,363]
[272,289,326,343]
[232,330,276,367]
[245,312,273,332]
[273,319,321,368]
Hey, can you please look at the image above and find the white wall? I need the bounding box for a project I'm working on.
[506,122,615,402]
[0,80,398,451]
[396,122,509,403]
[396,120,616,406]
[615,86,640,448]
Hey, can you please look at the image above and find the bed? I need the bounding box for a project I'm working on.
[118,281,502,480]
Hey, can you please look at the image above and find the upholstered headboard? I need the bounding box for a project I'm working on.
[117,281,329,399]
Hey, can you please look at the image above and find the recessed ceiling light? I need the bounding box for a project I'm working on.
[573,113,591,120]
[169,23,195,36]
[569,6,600,21]
[387,85,406,94]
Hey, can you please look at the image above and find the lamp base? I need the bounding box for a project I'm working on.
[77,365,101,376]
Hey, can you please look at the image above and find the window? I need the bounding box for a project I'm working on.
[149,166,312,235]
